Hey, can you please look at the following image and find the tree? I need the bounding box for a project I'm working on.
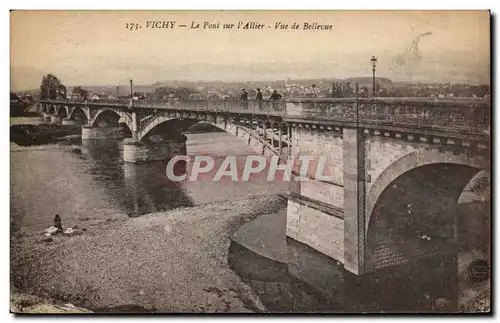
[10,92,20,102]
[72,86,88,99]
[40,74,66,99]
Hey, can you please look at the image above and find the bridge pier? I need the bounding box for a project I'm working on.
[81,125,123,140]
[285,126,368,276]
[61,118,80,126]
[50,115,62,125]
[123,138,187,163]
[122,111,187,163]
[342,128,367,275]
[42,112,51,122]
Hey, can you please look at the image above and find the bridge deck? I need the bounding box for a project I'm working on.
[39,98,490,138]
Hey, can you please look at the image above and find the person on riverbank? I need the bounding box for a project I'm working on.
[54,214,63,233]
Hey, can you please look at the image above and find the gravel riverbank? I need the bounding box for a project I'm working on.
[11,195,287,313]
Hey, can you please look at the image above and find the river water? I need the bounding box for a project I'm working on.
[10,117,462,313]
[10,117,289,237]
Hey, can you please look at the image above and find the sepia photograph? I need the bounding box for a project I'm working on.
[9,9,491,314]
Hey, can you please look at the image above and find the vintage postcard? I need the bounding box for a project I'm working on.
[10,10,491,314]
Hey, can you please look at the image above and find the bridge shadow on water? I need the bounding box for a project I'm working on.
[228,240,458,313]
[79,139,194,217]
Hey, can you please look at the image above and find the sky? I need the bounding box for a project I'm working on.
[10,10,490,91]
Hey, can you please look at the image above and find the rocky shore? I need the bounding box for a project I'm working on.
[10,123,82,146]
[11,294,93,314]
[11,195,287,313]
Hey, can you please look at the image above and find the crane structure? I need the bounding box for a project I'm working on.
[391,32,433,76]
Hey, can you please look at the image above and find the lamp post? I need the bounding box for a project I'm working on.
[116,86,120,99]
[128,79,134,108]
[370,56,378,97]
[129,79,133,100]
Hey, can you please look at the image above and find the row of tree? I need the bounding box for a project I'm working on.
[40,74,90,100]
[40,75,198,101]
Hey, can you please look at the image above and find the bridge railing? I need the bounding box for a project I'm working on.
[284,98,490,133]
[357,102,490,132]
[39,98,490,135]
[140,99,287,116]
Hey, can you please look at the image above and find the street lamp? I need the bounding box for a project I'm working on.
[129,79,133,100]
[370,56,378,97]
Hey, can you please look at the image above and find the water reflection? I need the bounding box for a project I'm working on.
[229,240,458,313]
[228,242,338,313]
[80,139,193,216]
[122,162,192,216]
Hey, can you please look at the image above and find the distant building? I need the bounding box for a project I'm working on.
[132,92,148,100]
[70,93,83,100]
[189,93,202,100]
[91,94,100,100]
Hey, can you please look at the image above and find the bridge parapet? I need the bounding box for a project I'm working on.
[39,97,490,136]
[284,98,490,135]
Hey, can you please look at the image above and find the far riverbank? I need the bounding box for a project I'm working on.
[10,121,82,146]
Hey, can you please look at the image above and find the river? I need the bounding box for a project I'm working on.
[10,117,288,237]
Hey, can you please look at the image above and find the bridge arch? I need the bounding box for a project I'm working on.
[138,116,176,141]
[366,147,489,234]
[67,106,90,121]
[47,104,56,114]
[137,115,280,157]
[55,105,67,118]
[139,115,225,138]
[90,108,133,130]
[365,147,489,272]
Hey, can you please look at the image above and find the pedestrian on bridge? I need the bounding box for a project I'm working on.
[256,88,263,101]
[270,90,282,111]
[240,89,248,110]
[269,90,281,100]
[240,89,248,100]
[256,88,263,110]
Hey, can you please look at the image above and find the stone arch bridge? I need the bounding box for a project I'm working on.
[39,98,490,279]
